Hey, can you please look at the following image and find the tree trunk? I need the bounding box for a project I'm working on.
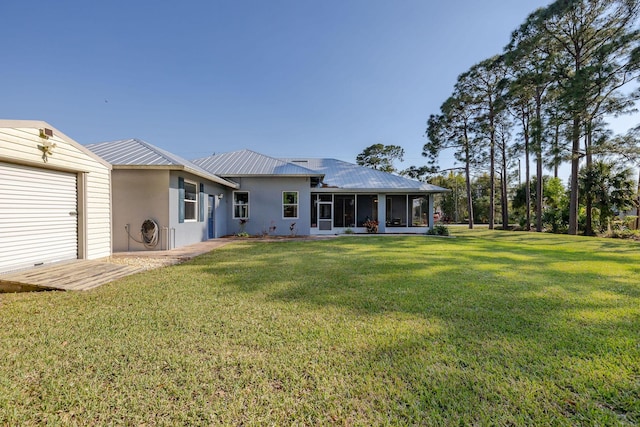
[584,123,594,235]
[523,116,531,231]
[465,143,474,229]
[636,168,640,230]
[524,132,531,231]
[535,93,543,233]
[536,153,543,232]
[568,117,581,235]
[489,127,495,230]
[501,147,509,229]
[553,122,560,179]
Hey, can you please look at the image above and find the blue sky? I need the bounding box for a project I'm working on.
[5,0,633,178]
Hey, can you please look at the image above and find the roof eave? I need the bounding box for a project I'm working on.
[314,187,450,193]
[218,173,325,179]
[111,164,238,188]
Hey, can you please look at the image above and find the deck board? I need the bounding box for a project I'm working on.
[0,238,235,292]
[0,260,145,292]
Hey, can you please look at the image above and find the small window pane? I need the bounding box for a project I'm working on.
[283,192,298,204]
[185,202,196,220]
[234,192,249,204]
[284,205,297,218]
[234,205,248,218]
[233,192,249,219]
[185,182,197,201]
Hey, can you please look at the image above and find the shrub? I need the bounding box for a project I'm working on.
[427,225,449,236]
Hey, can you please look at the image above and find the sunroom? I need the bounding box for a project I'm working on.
[310,191,435,235]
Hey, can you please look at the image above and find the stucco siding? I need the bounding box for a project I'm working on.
[225,176,311,236]
[0,121,112,263]
[168,171,231,247]
[111,169,170,251]
[215,190,229,239]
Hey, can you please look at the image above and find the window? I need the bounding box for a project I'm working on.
[184,181,198,221]
[283,191,298,218]
[311,194,318,228]
[356,195,377,226]
[334,195,355,227]
[410,196,429,226]
[233,191,249,219]
[386,195,407,227]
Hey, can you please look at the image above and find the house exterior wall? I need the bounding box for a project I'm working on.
[111,169,170,251]
[0,121,112,262]
[215,189,230,238]
[168,171,231,247]
[111,170,231,251]
[225,176,311,236]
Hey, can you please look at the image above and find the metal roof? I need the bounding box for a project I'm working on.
[281,158,450,192]
[192,149,324,177]
[85,139,237,188]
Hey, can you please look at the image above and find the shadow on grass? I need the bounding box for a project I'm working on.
[187,236,640,348]
[2,232,638,424]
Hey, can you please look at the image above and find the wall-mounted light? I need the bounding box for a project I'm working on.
[218,193,224,199]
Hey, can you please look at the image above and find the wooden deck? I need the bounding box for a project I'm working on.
[0,239,234,292]
[0,260,146,292]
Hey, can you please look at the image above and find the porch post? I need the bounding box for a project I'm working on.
[377,194,386,233]
[428,194,435,230]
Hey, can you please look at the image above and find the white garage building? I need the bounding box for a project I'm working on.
[0,120,112,273]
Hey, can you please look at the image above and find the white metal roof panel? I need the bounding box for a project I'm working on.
[193,150,323,177]
[282,158,449,192]
[86,139,237,188]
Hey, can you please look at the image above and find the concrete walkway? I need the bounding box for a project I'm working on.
[111,238,233,263]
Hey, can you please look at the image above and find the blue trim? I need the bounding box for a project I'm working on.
[178,177,185,223]
[199,183,205,222]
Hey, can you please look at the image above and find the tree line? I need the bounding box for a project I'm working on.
[359,0,640,235]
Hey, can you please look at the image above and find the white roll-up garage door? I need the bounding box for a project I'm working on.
[0,162,78,273]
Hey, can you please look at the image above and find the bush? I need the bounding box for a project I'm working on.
[427,225,449,236]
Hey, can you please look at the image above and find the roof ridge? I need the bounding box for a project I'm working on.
[131,138,182,165]
[201,149,321,175]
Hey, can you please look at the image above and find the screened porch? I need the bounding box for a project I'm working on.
[310,192,434,234]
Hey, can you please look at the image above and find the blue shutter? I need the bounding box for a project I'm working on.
[199,183,205,222]
[178,177,185,223]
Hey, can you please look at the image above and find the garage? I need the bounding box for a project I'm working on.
[0,162,79,273]
[0,120,112,276]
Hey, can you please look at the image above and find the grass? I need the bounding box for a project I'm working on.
[1,229,639,425]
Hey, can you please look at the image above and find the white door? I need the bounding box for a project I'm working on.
[0,162,78,273]
[318,201,332,231]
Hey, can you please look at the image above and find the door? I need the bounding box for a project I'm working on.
[0,162,78,273]
[207,195,215,238]
[318,201,332,231]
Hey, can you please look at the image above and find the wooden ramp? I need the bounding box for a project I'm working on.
[0,260,145,292]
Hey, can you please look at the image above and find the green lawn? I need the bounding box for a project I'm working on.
[1,229,639,425]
